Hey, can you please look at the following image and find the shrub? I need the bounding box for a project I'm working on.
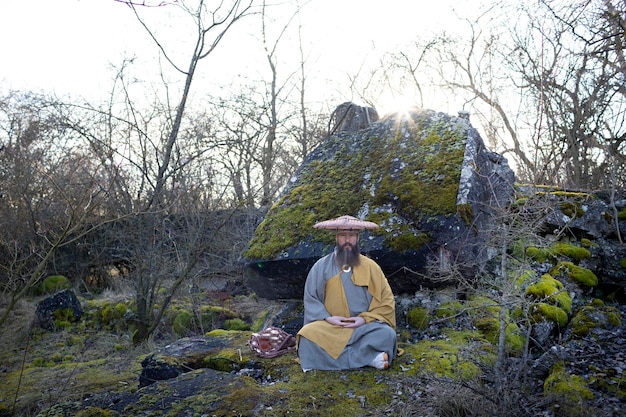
[38,275,70,295]
[173,311,194,336]
[224,318,250,331]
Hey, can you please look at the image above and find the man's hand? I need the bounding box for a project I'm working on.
[326,316,365,328]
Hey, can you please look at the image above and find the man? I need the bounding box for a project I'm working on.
[297,215,397,371]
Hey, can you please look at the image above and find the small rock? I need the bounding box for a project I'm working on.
[35,289,82,330]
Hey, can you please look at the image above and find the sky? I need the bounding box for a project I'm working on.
[0,0,472,115]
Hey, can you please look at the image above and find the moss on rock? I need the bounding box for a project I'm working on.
[550,242,591,261]
[402,330,489,379]
[459,295,526,356]
[515,269,538,289]
[526,241,591,264]
[525,274,572,314]
[560,201,585,219]
[544,361,594,417]
[223,318,250,331]
[434,300,464,323]
[53,307,79,329]
[473,316,525,355]
[531,302,569,328]
[166,302,242,336]
[525,246,554,263]
[407,306,430,330]
[580,238,595,248]
[569,301,622,338]
[550,261,598,287]
[75,407,115,417]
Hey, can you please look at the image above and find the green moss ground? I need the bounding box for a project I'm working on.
[0,327,142,416]
[0,292,272,417]
[399,330,492,380]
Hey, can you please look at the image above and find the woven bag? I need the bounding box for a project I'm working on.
[248,326,296,358]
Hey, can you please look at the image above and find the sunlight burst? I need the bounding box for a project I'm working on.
[378,95,418,117]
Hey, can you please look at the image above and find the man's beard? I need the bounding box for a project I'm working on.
[337,242,361,267]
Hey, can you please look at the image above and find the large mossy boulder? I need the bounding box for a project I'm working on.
[244,106,516,299]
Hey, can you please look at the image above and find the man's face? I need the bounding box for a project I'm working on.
[336,230,360,267]
[336,231,359,248]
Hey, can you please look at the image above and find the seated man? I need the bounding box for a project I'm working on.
[297,215,397,371]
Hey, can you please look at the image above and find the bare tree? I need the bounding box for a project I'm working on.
[256,0,302,205]
[499,0,624,189]
[399,0,626,189]
[347,36,440,113]
[204,90,267,206]
[422,5,540,179]
[104,0,254,342]
[291,17,326,161]
[194,0,324,208]
[0,91,119,327]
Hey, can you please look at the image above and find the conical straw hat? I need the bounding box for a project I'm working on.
[313,215,379,231]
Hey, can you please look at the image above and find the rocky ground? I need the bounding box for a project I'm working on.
[2,286,623,417]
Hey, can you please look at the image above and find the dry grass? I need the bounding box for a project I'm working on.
[0,296,37,353]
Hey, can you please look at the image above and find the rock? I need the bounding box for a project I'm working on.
[35,289,82,330]
[81,368,244,415]
[528,345,568,378]
[139,335,242,387]
[531,320,556,348]
[244,107,516,299]
[583,237,626,287]
[328,102,378,135]
[543,196,612,238]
